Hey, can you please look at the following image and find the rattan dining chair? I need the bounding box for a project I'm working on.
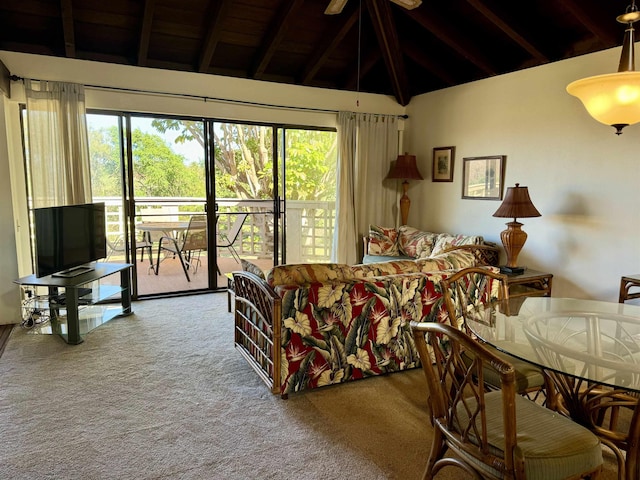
[441,267,550,398]
[156,214,207,282]
[524,316,640,480]
[410,321,603,480]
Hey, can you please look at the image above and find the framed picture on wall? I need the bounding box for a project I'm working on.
[432,146,455,182]
[462,155,506,200]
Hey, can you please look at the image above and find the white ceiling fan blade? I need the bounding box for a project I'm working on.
[390,0,422,10]
[325,0,349,15]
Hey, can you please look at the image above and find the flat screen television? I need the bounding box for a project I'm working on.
[34,202,107,278]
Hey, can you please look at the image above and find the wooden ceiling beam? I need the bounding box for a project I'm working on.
[343,49,380,90]
[251,0,305,80]
[60,0,76,58]
[403,42,456,86]
[465,0,548,63]
[557,0,618,47]
[366,0,411,105]
[404,7,496,76]
[137,0,155,67]
[198,0,232,73]
[301,7,359,85]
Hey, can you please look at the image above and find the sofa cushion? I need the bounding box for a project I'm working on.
[267,263,354,287]
[417,248,478,271]
[351,259,421,278]
[397,225,438,258]
[431,233,484,256]
[241,259,266,280]
[362,254,414,264]
[367,225,400,256]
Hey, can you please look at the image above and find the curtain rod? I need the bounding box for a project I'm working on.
[9,75,409,119]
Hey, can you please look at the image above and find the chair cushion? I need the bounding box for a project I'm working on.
[456,392,603,480]
[462,343,546,393]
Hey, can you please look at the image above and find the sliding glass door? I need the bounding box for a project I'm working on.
[85,112,336,298]
[212,123,337,283]
[87,112,213,297]
[277,127,337,265]
[128,115,210,295]
[213,122,279,283]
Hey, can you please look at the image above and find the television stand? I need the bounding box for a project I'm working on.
[14,263,133,345]
[52,265,95,278]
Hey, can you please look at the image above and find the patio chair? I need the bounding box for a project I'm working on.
[409,321,603,480]
[106,232,154,267]
[156,215,207,282]
[217,213,249,264]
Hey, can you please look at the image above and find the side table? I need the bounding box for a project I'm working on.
[14,262,133,344]
[502,269,553,314]
[504,268,553,299]
[619,274,640,303]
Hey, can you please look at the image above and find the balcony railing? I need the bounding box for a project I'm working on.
[96,197,335,264]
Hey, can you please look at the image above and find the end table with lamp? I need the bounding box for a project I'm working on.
[491,183,551,304]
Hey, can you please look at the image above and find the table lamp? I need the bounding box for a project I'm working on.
[492,183,541,275]
[386,152,423,225]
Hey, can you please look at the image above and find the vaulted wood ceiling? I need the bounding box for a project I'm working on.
[0,0,631,106]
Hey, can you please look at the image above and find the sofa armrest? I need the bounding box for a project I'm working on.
[233,271,284,397]
[442,243,500,267]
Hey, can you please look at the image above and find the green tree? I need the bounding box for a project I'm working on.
[88,125,205,197]
[150,120,336,201]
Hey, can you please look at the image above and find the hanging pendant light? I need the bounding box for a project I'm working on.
[566,1,640,135]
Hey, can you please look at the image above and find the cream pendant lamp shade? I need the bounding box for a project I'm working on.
[566,2,640,135]
[566,71,640,131]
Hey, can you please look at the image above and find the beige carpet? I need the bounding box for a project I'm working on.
[0,293,619,479]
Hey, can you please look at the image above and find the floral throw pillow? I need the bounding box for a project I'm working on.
[241,259,266,280]
[398,226,438,258]
[367,225,399,256]
[431,233,483,256]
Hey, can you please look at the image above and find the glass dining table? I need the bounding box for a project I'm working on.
[466,297,640,480]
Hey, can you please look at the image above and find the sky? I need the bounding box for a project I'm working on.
[87,113,203,163]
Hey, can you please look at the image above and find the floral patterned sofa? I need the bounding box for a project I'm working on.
[363,224,499,266]
[232,248,499,398]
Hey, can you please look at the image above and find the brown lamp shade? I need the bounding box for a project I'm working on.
[386,152,423,225]
[492,183,541,220]
[386,153,423,180]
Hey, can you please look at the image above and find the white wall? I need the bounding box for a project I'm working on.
[405,44,640,301]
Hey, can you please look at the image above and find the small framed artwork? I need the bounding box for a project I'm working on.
[432,146,455,182]
[462,155,506,200]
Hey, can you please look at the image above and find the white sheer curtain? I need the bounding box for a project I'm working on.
[333,112,399,264]
[24,79,92,208]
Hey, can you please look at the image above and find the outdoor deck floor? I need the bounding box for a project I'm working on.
[106,254,273,297]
